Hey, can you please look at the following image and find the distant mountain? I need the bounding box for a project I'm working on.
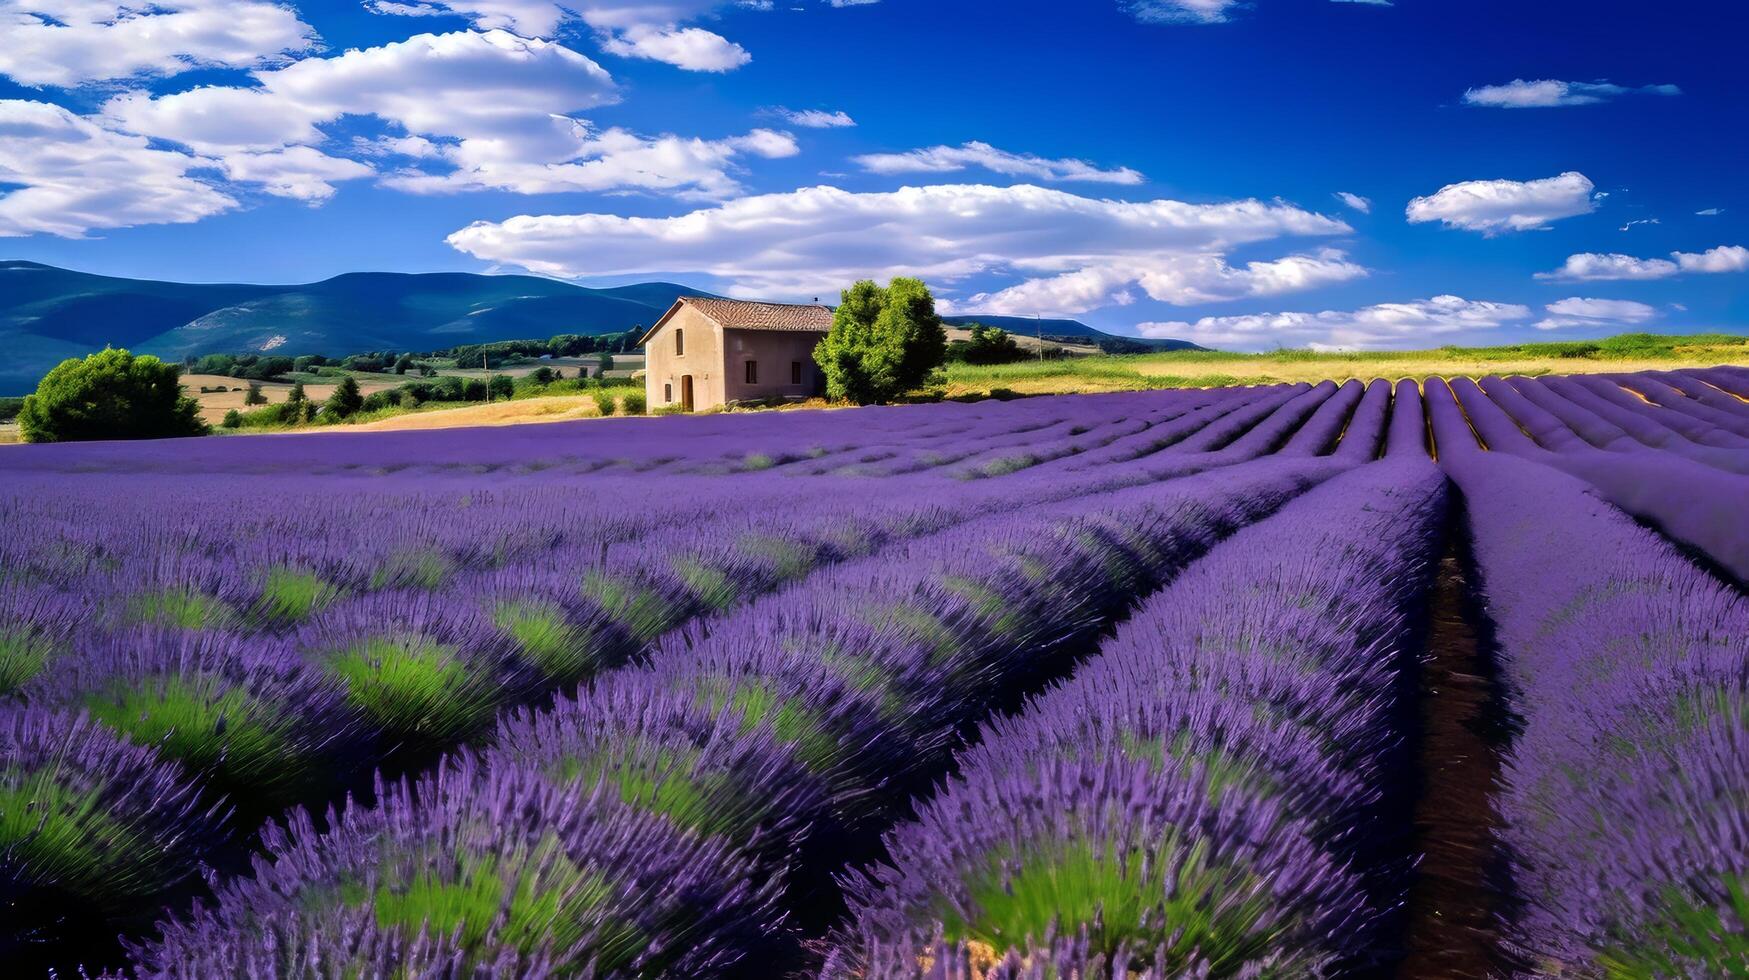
[0,261,721,394]
[0,261,1199,394]
[942,314,1202,351]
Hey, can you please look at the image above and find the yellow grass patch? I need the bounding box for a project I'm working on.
[336,395,609,432]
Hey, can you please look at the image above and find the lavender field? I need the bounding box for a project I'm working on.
[2,367,1746,978]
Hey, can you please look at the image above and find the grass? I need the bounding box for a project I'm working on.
[938,332,1749,398]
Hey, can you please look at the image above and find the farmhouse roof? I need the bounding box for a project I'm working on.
[638,296,834,345]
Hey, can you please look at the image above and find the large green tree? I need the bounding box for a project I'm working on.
[813,277,947,405]
[18,349,207,443]
[322,376,364,420]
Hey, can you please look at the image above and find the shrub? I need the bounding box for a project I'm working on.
[623,391,646,415]
[463,379,489,402]
[19,349,208,443]
[593,391,616,416]
[814,277,946,405]
[530,366,555,386]
[947,323,1029,365]
[244,382,267,406]
[323,377,364,420]
[221,410,242,429]
[487,374,515,401]
[598,354,615,372]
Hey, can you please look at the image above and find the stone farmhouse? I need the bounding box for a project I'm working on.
[639,297,833,412]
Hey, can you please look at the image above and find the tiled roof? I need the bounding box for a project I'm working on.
[684,297,835,332]
[638,296,835,346]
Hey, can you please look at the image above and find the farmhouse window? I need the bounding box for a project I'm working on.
[745,360,758,384]
[791,361,802,385]
[664,383,672,403]
[675,329,684,356]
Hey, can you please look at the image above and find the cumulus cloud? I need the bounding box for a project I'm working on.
[963,249,1367,316]
[854,141,1143,185]
[97,30,789,200]
[0,100,236,237]
[0,0,318,87]
[1406,171,1598,234]
[1334,191,1371,213]
[216,146,375,203]
[1535,296,1658,330]
[1122,0,1242,24]
[596,24,749,71]
[1538,245,1749,281]
[768,107,856,128]
[446,182,1353,303]
[1461,79,1681,109]
[1676,244,1749,274]
[1136,295,1533,350]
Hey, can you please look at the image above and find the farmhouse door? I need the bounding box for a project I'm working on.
[681,375,694,411]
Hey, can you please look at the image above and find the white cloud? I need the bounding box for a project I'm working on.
[217,146,374,202]
[1619,218,1659,232]
[97,30,793,200]
[0,99,236,237]
[1461,79,1681,109]
[1334,191,1371,213]
[1122,0,1242,24]
[1536,252,1678,281]
[1675,244,1749,274]
[1538,245,1749,281]
[1406,171,1598,235]
[596,24,749,71]
[963,248,1367,316]
[854,141,1143,185]
[0,0,317,87]
[1696,207,1723,216]
[769,107,855,128]
[1535,296,1658,330]
[1137,295,1533,350]
[446,182,1353,302]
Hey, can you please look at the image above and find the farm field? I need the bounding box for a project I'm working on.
[1,365,1746,978]
[940,332,1749,398]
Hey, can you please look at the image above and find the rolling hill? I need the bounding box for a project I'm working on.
[0,261,1196,394]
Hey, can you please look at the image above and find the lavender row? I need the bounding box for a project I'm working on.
[113,449,1372,976]
[1430,378,1749,583]
[6,385,1351,972]
[1430,398,1749,975]
[823,450,1448,978]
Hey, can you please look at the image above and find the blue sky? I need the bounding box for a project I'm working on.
[2,0,1745,349]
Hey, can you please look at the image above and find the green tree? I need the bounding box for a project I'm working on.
[487,374,515,401]
[244,381,267,405]
[813,277,946,405]
[221,410,243,429]
[323,376,364,420]
[19,349,208,443]
[287,380,307,404]
[597,353,615,373]
[463,379,489,402]
[949,323,1028,365]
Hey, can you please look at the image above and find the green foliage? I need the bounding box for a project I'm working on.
[0,767,156,905]
[463,378,489,402]
[127,588,234,630]
[487,374,515,401]
[0,628,59,695]
[19,349,207,443]
[287,380,306,403]
[322,376,364,420]
[84,675,306,807]
[1599,874,1749,979]
[948,323,1029,365]
[529,366,555,386]
[323,636,501,749]
[622,391,646,415]
[598,353,615,372]
[220,409,243,429]
[256,568,341,622]
[945,834,1272,972]
[0,396,28,423]
[592,391,616,416]
[814,277,947,405]
[244,381,266,405]
[493,601,598,686]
